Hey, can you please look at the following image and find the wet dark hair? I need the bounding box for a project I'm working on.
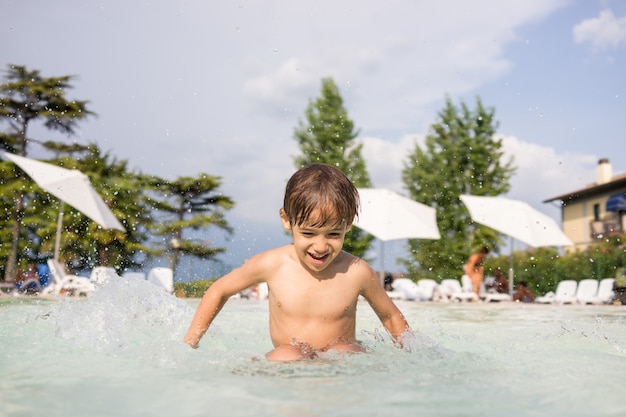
[283,163,359,228]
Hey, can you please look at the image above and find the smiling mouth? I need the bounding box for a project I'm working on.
[308,252,330,265]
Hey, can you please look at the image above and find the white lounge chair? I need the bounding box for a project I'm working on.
[536,280,577,304]
[433,279,456,302]
[414,279,438,301]
[575,279,599,304]
[390,278,421,301]
[147,267,174,294]
[435,277,478,302]
[40,259,95,296]
[591,278,615,304]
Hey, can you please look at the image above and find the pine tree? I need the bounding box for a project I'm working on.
[148,174,234,278]
[401,96,515,280]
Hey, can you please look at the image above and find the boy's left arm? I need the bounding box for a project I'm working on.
[360,269,410,347]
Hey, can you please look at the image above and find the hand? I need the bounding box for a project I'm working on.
[183,335,199,349]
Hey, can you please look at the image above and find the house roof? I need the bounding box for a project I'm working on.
[543,173,626,204]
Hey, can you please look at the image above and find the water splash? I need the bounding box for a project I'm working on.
[52,276,193,363]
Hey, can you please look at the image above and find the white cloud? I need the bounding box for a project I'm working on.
[573,9,626,49]
[237,0,567,133]
[499,135,598,215]
[361,134,424,193]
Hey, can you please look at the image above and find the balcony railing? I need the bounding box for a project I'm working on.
[591,215,624,239]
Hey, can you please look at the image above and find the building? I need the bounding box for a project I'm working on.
[544,159,626,253]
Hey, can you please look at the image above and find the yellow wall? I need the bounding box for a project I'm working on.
[562,193,614,253]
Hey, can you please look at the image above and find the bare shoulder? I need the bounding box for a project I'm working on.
[338,252,377,282]
[239,245,294,275]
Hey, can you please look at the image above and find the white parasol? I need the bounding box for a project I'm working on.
[354,188,440,280]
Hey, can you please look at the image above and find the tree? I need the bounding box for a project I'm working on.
[149,174,234,278]
[401,96,515,280]
[0,65,94,280]
[293,77,373,258]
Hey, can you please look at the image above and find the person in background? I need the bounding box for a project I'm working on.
[16,264,41,294]
[464,246,490,296]
[384,273,394,292]
[492,268,509,294]
[513,281,535,303]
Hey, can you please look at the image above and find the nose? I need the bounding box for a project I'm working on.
[310,235,329,253]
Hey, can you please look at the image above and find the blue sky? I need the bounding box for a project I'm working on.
[2,0,625,277]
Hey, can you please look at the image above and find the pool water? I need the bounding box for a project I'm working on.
[1,277,625,417]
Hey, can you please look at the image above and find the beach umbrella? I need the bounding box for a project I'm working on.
[1,151,125,260]
[460,194,573,293]
[354,188,440,280]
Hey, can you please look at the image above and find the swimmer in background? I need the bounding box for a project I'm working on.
[184,163,411,361]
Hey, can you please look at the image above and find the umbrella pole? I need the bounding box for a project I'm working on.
[508,236,514,295]
[54,202,65,261]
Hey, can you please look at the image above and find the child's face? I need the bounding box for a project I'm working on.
[280,209,350,273]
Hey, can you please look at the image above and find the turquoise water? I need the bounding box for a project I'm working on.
[1,277,625,417]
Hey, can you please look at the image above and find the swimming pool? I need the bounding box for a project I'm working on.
[1,277,625,417]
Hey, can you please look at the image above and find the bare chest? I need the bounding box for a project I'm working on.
[268,274,359,320]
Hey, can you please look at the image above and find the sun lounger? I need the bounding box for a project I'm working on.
[591,278,615,304]
[414,279,438,301]
[535,279,577,304]
[390,278,421,300]
[435,277,478,302]
[40,259,95,296]
[575,279,599,304]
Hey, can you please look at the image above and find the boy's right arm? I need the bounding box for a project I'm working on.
[183,256,267,348]
[183,280,230,348]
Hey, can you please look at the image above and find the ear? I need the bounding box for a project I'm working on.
[344,223,352,233]
[279,208,292,231]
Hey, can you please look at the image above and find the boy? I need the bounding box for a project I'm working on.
[184,163,410,361]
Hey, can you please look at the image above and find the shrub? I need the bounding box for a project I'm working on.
[173,279,216,298]
[486,233,625,296]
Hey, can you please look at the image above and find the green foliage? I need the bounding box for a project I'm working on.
[486,247,562,296]
[402,96,516,280]
[148,174,234,278]
[485,234,626,296]
[556,234,626,281]
[174,279,215,298]
[0,64,94,154]
[293,77,374,257]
